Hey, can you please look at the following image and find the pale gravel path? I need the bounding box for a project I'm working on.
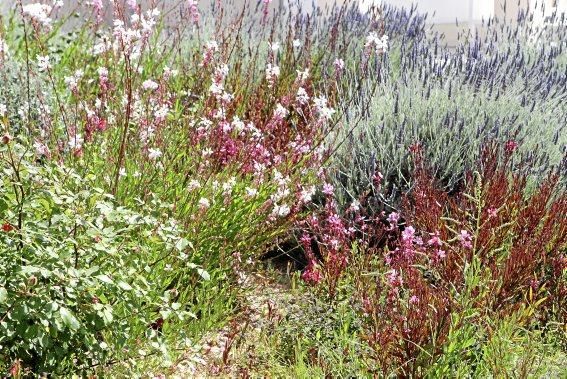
[163,270,298,378]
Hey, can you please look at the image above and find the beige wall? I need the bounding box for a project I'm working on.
[494,0,529,21]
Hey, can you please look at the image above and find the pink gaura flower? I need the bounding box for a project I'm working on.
[401,226,415,245]
[187,0,200,25]
[127,0,138,11]
[386,269,403,288]
[505,139,519,153]
[322,183,334,196]
[301,260,322,285]
[334,58,345,72]
[458,230,473,249]
[387,212,399,224]
[373,171,383,187]
[427,231,443,248]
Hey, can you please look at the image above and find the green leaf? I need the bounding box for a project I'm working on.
[175,237,192,251]
[59,307,80,330]
[96,274,113,284]
[0,287,7,304]
[117,281,133,291]
[160,309,171,320]
[21,266,51,277]
[197,268,210,281]
[101,307,113,324]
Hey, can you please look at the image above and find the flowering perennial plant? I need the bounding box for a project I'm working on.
[302,143,566,375]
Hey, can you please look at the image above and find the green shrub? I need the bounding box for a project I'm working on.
[0,140,202,375]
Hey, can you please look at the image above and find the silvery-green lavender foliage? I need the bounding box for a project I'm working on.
[332,5,566,211]
[0,59,47,135]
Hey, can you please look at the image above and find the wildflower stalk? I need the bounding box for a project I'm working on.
[112,56,133,195]
[17,0,32,136]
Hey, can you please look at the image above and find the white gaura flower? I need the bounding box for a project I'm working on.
[68,134,83,150]
[272,204,290,218]
[209,82,224,96]
[296,87,309,105]
[33,140,50,157]
[365,32,389,53]
[206,40,219,51]
[142,79,158,91]
[292,39,301,48]
[92,40,111,55]
[273,103,288,119]
[98,67,109,77]
[64,76,78,89]
[269,41,281,52]
[334,58,345,71]
[253,161,266,175]
[202,148,213,157]
[163,66,178,79]
[220,91,234,103]
[213,107,226,120]
[313,96,329,109]
[245,187,258,197]
[222,177,236,194]
[313,96,336,121]
[36,55,51,72]
[296,68,309,82]
[318,106,336,121]
[0,103,7,117]
[153,105,169,121]
[198,197,210,210]
[64,69,84,90]
[148,147,162,160]
[350,200,360,212]
[232,116,245,132]
[299,186,316,203]
[265,63,280,79]
[270,186,290,203]
[215,64,229,81]
[188,179,201,190]
[140,8,160,34]
[22,3,53,28]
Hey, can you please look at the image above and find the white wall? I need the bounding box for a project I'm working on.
[362,0,565,24]
[361,0,494,23]
[531,0,567,25]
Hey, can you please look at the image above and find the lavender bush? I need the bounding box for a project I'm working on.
[332,4,566,211]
